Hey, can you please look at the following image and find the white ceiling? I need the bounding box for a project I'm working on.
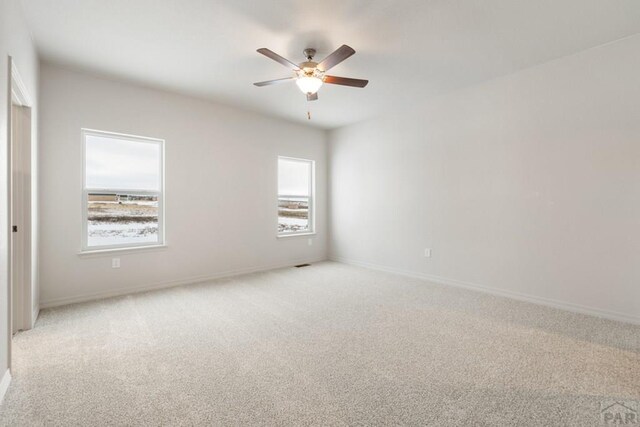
[21,0,640,129]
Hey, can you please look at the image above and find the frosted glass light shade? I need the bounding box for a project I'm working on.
[296,76,323,94]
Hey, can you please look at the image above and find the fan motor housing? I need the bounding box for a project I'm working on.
[299,61,318,72]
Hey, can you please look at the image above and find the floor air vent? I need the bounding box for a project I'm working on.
[295,264,311,268]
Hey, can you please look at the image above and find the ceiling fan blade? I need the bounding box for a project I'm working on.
[253,77,295,87]
[306,92,318,101]
[256,48,300,70]
[323,75,369,88]
[317,45,356,72]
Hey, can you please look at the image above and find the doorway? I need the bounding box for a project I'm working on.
[8,59,34,344]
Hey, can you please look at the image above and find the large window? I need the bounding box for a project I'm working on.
[278,157,314,236]
[82,129,164,251]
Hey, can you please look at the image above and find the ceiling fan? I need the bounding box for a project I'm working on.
[253,45,368,102]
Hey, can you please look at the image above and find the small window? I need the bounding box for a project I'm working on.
[82,129,164,251]
[278,157,314,236]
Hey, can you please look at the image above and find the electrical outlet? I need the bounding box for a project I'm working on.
[308,238,313,246]
[424,248,432,258]
[112,258,121,268]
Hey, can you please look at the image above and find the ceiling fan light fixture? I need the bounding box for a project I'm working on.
[296,76,323,94]
[254,45,368,105]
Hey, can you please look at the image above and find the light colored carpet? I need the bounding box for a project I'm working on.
[1,261,638,426]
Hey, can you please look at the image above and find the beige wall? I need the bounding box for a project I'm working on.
[329,35,640,323]
[39,64,327,307]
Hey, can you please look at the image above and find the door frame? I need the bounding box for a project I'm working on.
[7,57,34,369]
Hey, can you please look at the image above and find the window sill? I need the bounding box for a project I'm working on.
[277,232,316,239]
[78,244,168,258]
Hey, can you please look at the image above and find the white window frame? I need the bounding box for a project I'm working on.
[81,128,165,252]
[277,156,315,237]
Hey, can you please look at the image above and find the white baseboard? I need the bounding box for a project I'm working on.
[40,257,327,309]
[0,369,11,405]
[331,255,640,326]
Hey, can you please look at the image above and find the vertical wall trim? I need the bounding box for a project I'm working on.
[0,368,11,405]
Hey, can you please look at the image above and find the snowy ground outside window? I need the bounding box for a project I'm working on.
[87,195,159,247]
[278,197,309,233]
